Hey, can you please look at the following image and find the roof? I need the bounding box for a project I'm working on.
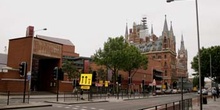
[0,53,7,68]
[36,35,74,46]
[133,39,163,52]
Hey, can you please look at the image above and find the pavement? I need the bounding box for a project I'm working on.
[0,92,220,110]
[192,96,220,110]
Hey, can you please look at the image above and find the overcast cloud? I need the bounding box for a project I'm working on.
[1,0,220,76]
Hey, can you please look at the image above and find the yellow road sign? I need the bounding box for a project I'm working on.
[104,81,108,87]
[81,86,90,90]
[79,73,92,86]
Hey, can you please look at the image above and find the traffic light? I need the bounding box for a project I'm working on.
[118,74,122,84]
[73,79,79,87]
[92,71,97,82]
[142,80,144,86]
[53,67,58,80]
[128,77,132,84]
[19,62,27,76]
[58,68,64,80]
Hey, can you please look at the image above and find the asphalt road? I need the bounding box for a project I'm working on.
[13,93,198,110]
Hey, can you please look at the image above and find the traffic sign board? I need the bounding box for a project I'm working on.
[81,86,90,89]
[79,73,92,86]
[105,81,109,87]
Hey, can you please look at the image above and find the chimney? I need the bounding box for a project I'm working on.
[26,26,34,37]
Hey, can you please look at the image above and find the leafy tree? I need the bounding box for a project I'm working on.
[62,60,79,80]
[191,46,220,86]
[121,44,148,83]
[93,36,148,94]
[93,36,128,92]
[97,67,107,81]
[192,76,199,88]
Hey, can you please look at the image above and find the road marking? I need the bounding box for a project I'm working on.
[82,106,87,108]
[57,105,62,108]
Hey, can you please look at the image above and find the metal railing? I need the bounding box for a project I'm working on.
[138,98,192,110]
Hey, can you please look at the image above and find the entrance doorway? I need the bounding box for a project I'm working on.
[31,56,60,92]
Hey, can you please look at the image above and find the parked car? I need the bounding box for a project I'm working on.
[172,89,178,94]
[197,89,208,95]
[156,89,163,95]
[164,89,172,94]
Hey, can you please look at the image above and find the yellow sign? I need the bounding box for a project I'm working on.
[99,80,103,84]
[162,84,166,89]
[81,86,90,89]
[79,73,92,86]
[104,81,108,87]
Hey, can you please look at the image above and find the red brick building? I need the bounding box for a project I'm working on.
[0,26,79,93]
[123,16,188,89]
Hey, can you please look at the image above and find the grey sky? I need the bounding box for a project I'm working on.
[1,0,220,76]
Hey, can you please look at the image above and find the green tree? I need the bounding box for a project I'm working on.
[62,60,79,80]
[121,44,148,91]
[93,36,128,92]
[192,75,199,88]
[191,46,220,86]
[97,67,107,81]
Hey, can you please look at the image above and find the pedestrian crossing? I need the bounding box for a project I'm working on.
[54,104,105,110]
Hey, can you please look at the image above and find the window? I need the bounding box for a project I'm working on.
[152,56,155,59]
[158,56,161,59]
[165,70,167,76]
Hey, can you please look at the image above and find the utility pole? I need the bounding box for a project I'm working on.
[210,54,212,87]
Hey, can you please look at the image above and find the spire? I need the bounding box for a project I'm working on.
[180,34,185,50]
[163,15,169,33]
[170,21,173,35]
[125,23,129,42]
[170,21,175,42]
[151,24,154,35]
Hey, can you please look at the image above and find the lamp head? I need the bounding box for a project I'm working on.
[167,0,174,3]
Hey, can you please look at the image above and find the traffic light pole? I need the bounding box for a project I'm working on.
[22,62,27,103]
[56,79,59,102]
[55,67,59,102]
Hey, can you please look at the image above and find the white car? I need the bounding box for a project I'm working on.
[172,89,178,94]
[197,89,208,95]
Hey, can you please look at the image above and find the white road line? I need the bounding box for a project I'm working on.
[57,106,62,108]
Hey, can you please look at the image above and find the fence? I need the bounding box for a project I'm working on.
[0,91,30,106]
[138,98,193,110]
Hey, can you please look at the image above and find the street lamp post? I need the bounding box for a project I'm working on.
[29,27,47,90]
[28,27,47,102]
[210,54,212,87]
[167,0,202,109]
